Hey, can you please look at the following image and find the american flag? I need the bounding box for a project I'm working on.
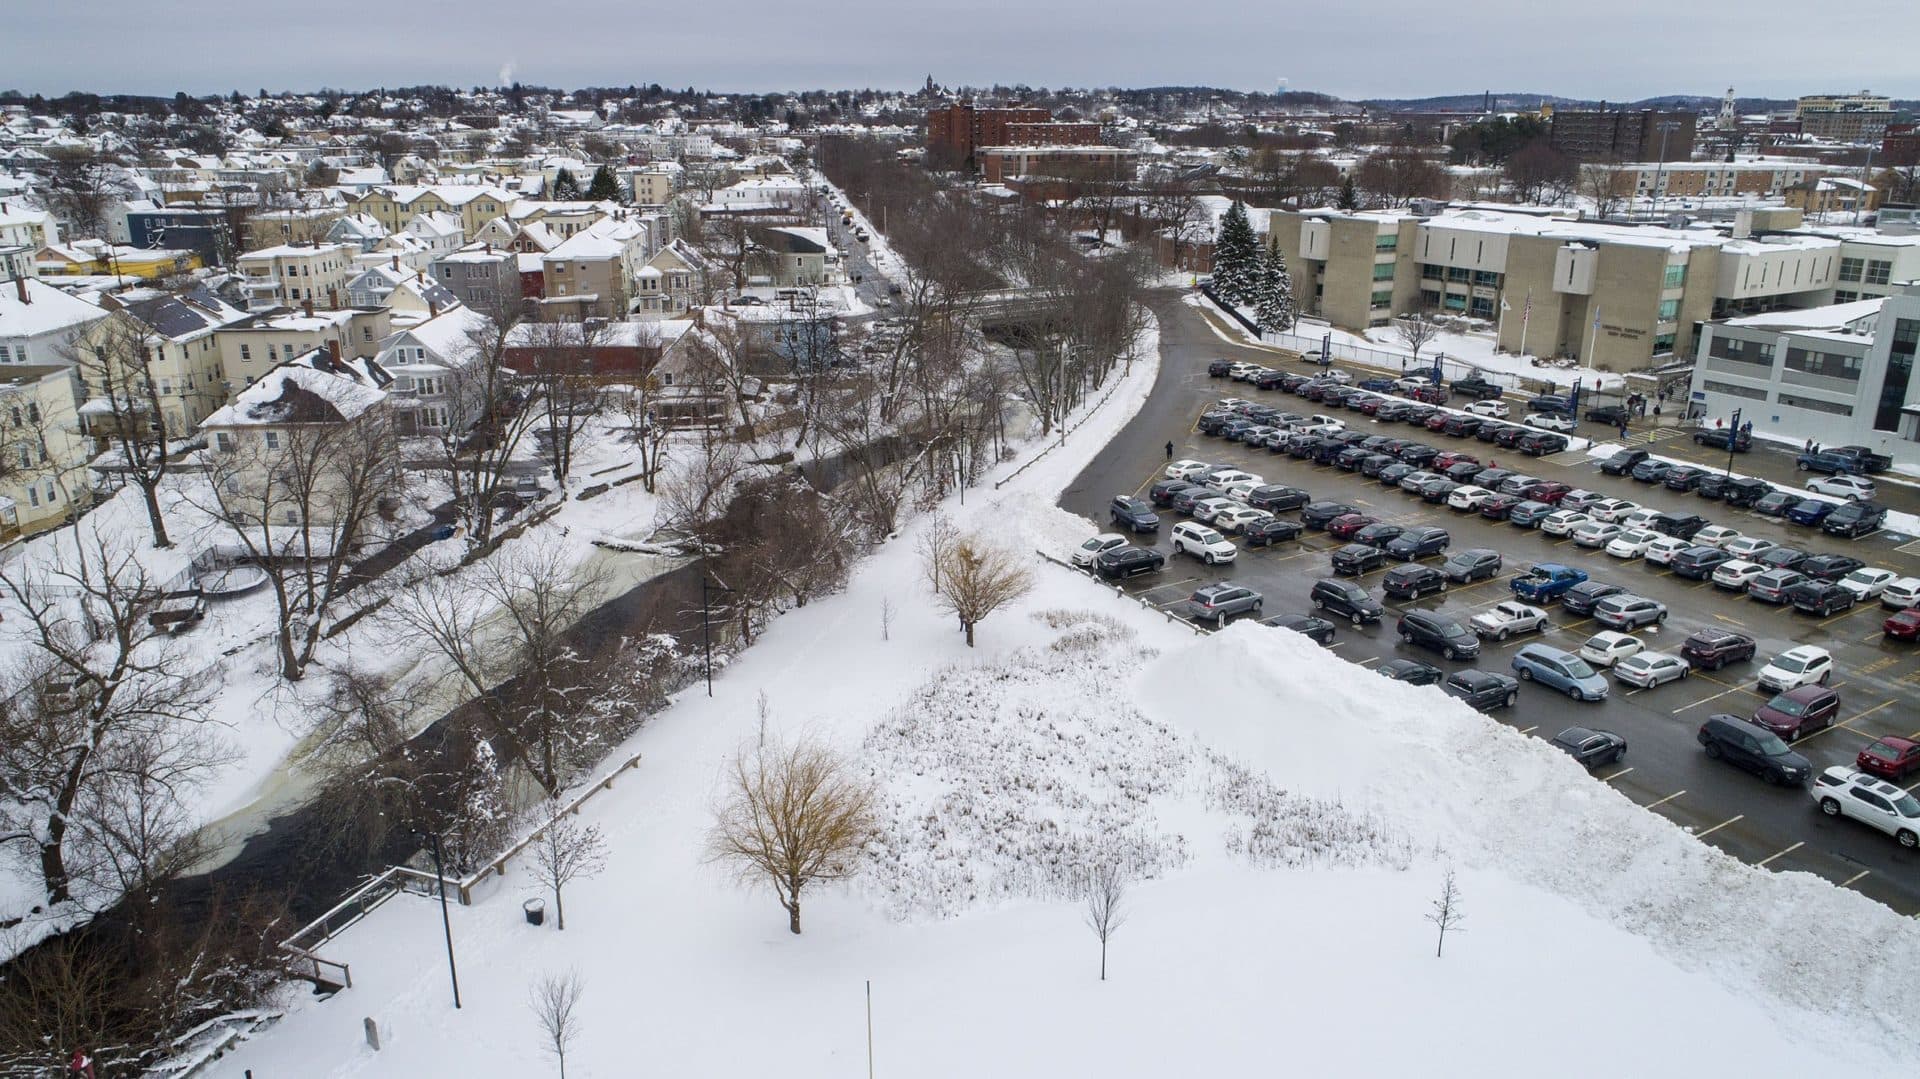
[1521,290,1532,326]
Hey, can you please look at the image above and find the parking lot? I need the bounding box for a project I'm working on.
[1061,295,1920,915]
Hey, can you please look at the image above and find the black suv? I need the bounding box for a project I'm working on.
[1242,517,1304,547]
[1109,496,1160,533]
[1599,448,1650,476]
[1382,564,1447,599]
[1442,548,1502,582]
[1207,360,1233,377]
[1649,513,1709,540]
[1691,427,1753,452]
[1094,546,1166,579]
[1517,432,1569,456]
[1331,543,1389,575]
[1679,629,1756,671]
[1311,578,1385,625]
[1385,526,1451,561]
[1721,478,1773,508]
[1443,669,1521,710]
[1822,501,1886,538]
[1585,404,1631,425]
[1149,479,1195,507]
[1352,522,1407,548]
[1670,545,1734,580]
[1697,714,1812,785]
[1261,612,1336,644]
[1551,727,1627,767]
[1789,580,1855,616]
[1396,611,1481,660]
[1377,658,1445,685]
[1662,466,1707,491]
[1560,580,1626,616]
[1246,484,1311,511]
[1800,553,1864,581]
[1301,501,1359,529]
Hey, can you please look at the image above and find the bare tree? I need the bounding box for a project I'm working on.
[67,313,193,549]
[707,737,876,935]
[1427,867,1465,958]
[920,518,1033,648]
[611,370,673,494]
[437,298,540,549]
[529,970,586,1079]
[527,799,608,931]
[1394,310,1443,365]
[1580,164,1626,221]
[1083,860,1129,981]
[515,319,606,487]
[38,150,134,240]
[0,528,220,905]
[686,312,765,442]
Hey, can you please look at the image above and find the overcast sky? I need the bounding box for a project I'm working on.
[4,1,1914,102]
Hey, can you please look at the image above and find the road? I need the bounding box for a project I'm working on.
[1060,292,1920,915]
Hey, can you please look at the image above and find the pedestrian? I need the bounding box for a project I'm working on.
[1618,420,1629,441]
[1715,417,1723,429]
[1804,439,1813,454]
[1165,440,1174,460]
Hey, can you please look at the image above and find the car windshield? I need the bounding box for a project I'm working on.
[1081,538,1106,550]
[1765,694,1807,717]
[1894,794,1920,818]
[1561,657,1596,679]
[1774,655,1810,673]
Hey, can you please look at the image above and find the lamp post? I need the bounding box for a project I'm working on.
[1650,120,1683,220]
[701,577,735,697]
[414,829,462,1010]
[1725,407,1742,479]
[1854,145,1875,227]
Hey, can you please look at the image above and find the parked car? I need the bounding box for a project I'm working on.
[1527,394,1574,414]
[1722,478,1775,508]
[1579,631,1644,668]
[1352,522,1407,548]
[1451,376,1505,400]
[1377,658,1446,685]
[1692,427,1753,452]
[1585,404,1631,425]
[1757,547,1807,572]
[1525,412,1576,432]
[1093,546,1167,579]
[1678,628,1757,671]
[1593,594,1667,630]
[1326,513,1378,541]
[1649,513,1709,540]
[1497,474,1544,497]
[1663,466,1708,492]
[1191,496,1239,525]
[1559,580,1626,616]
[1811,768,1920,848]
[1301,501,1359,529]
[1072,533,1129,567]
[1604,528,1662,560]
[1109,496,1160,533]
[1630,459,1675,484]
[1806,474,1877,501]
[1694,474,1729,501]
[1186,583,1263,624]
[1170,522,1237,564]
[1822,501,1887,538]
[1669,546,1734,580]
[1508,500,1557,528]
[1552,727,1628,768]
[1241,516,1305,547]
[1511,644,1609,701]
[1571,521,1624,549]
[1382,564,1448,600]
[1857,737,1920,781]
[1418,478,1461,504]
[1213,505,1274,534]
[1887,608,1920,639]
[1245,485,1312,512]
[1752,490,1799,517]
[1586,498,1640,523]
[1698,714,1812,786]
[1441,548,1502,583]
[1442,669,1521,710]
[1311,578,1385,625]
[1511,563,1588,602]
[1789,580,1855,617]
[1474,468,1516,492]
[1149,479,1196,507]
[1471,601,1548,640]
[1466,399,1510,418]
[1171,486,1226,514]
[1539,510,1591,537]
[1881,577,1920,610]
[1756,645,1833,691]
[1721,536,1776,560]
[1262,612,1337,644]
[1643,537,1692,566]
[1691,525,1744,549]
[1397,610,1481,660]
[1747,568,1808,604]
[1386,526,1451,561]
[1379,462,1416,487]
[1829,445,1893,473]
[1615,651,1690,689]
[1800,553,1865,581]
[1754,685,1841,741]
[1836,567,1898,601]
[1331,543,1390,575]
[1518,432,1569,456]
[1795,450,1866,476]
[1710,559,1767,591]
[1619,509,1661,532]
[1445,485,1494,511]
[1522,481,1573,504]
[1165,458,1213,481]
[1599,448,1650,475]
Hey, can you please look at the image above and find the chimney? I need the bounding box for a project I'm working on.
[391,254,399,271]
[327,339,341,367]
[429,299,441,317]
[328,288,339,308]
[484,242,492,254]
[303,298,314,317]
[14,276,27,305]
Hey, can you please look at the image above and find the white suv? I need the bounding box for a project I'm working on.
[1756,645,1832,692]
[1171,522,1237,564]
[1812,768,1920,848]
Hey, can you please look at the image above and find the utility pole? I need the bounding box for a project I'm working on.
[1650,119,1682,220]
[1854,145,1875,227]
[415,830,462,1009]
[701,576,735,696]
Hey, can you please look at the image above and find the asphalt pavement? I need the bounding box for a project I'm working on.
[1059,292,1920,915]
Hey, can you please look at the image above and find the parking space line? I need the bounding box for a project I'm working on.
[1841,869,1872,888]
[1644,790,1686,810]
[1671,684,1747,714]
[1756,841,1803,867]
[1849,699,1898,725]
[1713,613,1746,627]
[1861,632,1886,645]
[1518,726,1538,735]
[1600,767,1634,783]
[1696,814,1743,838]
[1357,656,1381,666]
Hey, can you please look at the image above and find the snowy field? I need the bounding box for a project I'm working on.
[204,311,1920,1078]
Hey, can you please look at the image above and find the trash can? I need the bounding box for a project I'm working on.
[523,898,546,926]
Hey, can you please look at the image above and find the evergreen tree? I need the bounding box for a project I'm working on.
[585,163,622,202]
[550,166,581,200]
[1337,174,1361,211]
[1211,200,1259,305]
[1254,246,1297,334]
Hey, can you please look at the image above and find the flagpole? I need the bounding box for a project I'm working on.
[1518,289,1532,363]
[1584,306,1601,376]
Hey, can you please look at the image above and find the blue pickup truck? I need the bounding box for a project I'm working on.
[1795,451,1863,476]
[1511,563,1590,603]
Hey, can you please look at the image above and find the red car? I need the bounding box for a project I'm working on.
[1858,736,1920,780]
[1357,396,1387,416]
[1412,385,1450,404]
[1884,608,1920,641]
[1524,481,1573,504]
[1424,412,1452,431]
[1479,493,1521,520]
[1752,685,1840,741]
[1434,451,1480,470]
[1326,513,1379,541]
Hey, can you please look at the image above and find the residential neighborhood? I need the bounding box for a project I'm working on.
[0,9,1917,1078]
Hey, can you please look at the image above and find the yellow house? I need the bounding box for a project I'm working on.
[73,286,250,439]
[351,185,514,238]
[0,364,93,539]
[35,242,202,278]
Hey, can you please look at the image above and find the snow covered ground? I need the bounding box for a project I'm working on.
[204,310,1920,1078]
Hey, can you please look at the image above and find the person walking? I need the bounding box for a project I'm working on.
[1618,419,1629,442]
[1164,440,1174,460]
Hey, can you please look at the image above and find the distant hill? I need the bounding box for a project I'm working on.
[1359,92,1579,112]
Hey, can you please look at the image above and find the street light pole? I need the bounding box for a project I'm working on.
[1650,120,1682,220]
[416,830,461,1009]
[702,577,735,697]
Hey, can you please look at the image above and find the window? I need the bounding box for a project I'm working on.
[215,432,234,452]
[264,431,280,449]
[1776,393,1853,416]
[1652,332,1676,354]
[1420,289,1442,306]
[1834,290,1859,303]
[1446,267,1470,282]
[1663,263,1686,288]
[1370,289,1393,308]
[1658,299,1680,320]
[1472,270,1501,288]
[1702,379,1768,400]
[1374,233,1397,250]
[240,343,251,360]
[1875,319,1917,431]
[1784,347,1862,381]
[26,486,38,508]
[0,345,9,362]
[1443,294,1467,311]
[1371,263,1395,281]
[1865,260,1892,286]
[1839,257,1864,282]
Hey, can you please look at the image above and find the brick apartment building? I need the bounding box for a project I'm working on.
[926,103,1101,168]
[1548,109,1698,163]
